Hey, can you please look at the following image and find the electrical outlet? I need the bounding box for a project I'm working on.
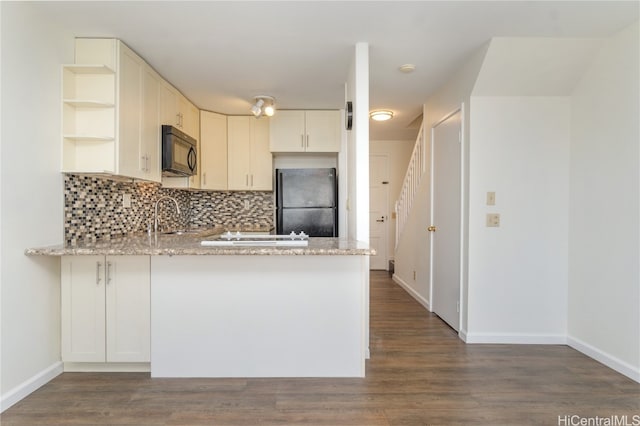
[486,191,496,206]
[486,213,500,227]
[122,193,132,208]
[244,200,250,210]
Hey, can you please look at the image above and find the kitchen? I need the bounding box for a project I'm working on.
[25,36,373,379]
[2,0,639,420]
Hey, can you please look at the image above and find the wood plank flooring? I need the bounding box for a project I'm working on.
[3,271,639,425]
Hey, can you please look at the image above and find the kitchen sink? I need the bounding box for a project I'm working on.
[160,228,220,237]
[161,229,210,236]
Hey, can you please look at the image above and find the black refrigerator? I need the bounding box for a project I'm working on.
[276,168,338,237]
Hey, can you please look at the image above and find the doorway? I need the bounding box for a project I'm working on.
[369,154,389,270]
[430,108,462,331]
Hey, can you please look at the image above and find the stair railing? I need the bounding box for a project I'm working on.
[395,122,425,247]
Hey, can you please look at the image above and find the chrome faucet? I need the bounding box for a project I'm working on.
[154,196,181,233]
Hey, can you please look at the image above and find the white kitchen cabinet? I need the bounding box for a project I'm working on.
[160,81,199,139]
[62,39,161,182]
[227,116,272,191]
[160,82,201,189]
[200,111,228,190]
[140,66,161,182]
[270,110,341,153]
[61,255,150,365]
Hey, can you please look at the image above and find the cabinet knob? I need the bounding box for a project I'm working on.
[427,226,437,232]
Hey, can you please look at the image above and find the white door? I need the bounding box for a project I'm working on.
[369,154,389,270]
[430,109,462,331]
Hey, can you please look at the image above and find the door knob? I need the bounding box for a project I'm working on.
[427,226,437,232]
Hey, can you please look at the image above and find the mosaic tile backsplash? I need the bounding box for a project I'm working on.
[64,174,274,244]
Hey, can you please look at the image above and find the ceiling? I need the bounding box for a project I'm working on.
[29,1,638,141]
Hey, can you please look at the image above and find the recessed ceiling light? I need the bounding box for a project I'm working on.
[370,110,394,121]
[399,64,416,73]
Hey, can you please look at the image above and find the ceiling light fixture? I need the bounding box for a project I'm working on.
[399,64,416,73]
[251,95,275,118]
[370,110,394,121]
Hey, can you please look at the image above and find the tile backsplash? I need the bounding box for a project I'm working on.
[64,174,274,244]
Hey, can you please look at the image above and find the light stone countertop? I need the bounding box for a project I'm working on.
[25,226,375,256]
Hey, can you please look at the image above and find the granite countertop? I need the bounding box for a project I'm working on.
[25,226,375,256]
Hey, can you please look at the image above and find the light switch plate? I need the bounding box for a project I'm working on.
[486,191,496,206]
[122,193,132,208]
[486,213,500,227]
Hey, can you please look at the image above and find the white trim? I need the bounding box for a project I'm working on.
[464,333,567,345]
[392,274,431,311]
[567,336,640,383]
[1,361,63,413]
[63,362,150,372]
[459,328,469,342]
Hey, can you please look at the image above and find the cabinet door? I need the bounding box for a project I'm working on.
[105,256,150,363]
[250,118,273,190]
[305,110,341,152]
[118,44,143,179]
[180,96,200,139]
[61,256,106,363]
[159,82,179,127]
[141,66,161,182]
[269,110,305,152]
[227,116,253,190]
[200,111,228,190]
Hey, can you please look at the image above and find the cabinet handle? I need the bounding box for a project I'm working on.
[245,174,249,187]
[96,261,102,285]
[202,172,207,186]
[106,261,113,285]
[250,174,254,187]
[301,135,304,148]
[306,134,309,148]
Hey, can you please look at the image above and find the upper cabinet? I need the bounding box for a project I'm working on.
[159,82,199,140]
[228,116,272,191]
[159,81,201,190]
[270,110,341,153]
[200,111,228,191]
[62,39,161,182]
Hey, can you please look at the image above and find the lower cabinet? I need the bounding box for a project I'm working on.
[61,255,150,365]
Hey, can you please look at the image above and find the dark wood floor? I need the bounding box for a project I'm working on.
[3,271,639,425]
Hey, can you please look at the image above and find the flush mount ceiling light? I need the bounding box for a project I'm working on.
[370,110,394,121]
[399,64,416,73]
[251,95,275,118]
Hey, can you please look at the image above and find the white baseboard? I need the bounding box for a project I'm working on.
[392,274,431,311]
[63,362,150,372]
[1,361,63,413]
[459,328,469,342]
[567,335,640,383]
[464,332,567,345]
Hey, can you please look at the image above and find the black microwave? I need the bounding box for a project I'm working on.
[161,125,197,176]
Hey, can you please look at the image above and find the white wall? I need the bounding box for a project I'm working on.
[568,21,639,381]
[1,2,71,410]
[345,42,370,243]
[369,140,413,261]
[466,96,570,342]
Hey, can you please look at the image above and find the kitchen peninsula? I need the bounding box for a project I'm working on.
[27,231,373,378]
